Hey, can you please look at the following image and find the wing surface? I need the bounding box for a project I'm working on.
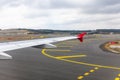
[0,33,86,59]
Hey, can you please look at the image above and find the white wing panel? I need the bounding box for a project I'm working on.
[0,52,12,59]
[0,36,77,52]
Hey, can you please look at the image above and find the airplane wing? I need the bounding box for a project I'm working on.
[0,32,86,59]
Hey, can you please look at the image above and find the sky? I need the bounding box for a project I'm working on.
[0,0,120,30]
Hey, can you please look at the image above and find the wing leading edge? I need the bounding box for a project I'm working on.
[0,32,86,59]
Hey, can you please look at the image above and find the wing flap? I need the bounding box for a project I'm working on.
[0,32,86,60]
[33,44,57,48]
[44,44,57,48]
[0,52,12,59]
[0,36,76,52]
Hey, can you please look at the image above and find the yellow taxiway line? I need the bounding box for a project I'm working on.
[56,43,78,46]
[55,55,86,59]
[46,49,71,52]
[114,74,120,80]
[42,49,120,70]
[77,67,99,80]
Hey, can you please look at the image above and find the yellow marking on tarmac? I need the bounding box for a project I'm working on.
[41,49,120,70]
[56,43,68,45]
[77,76,84,79]
[114,74,120,80]
[118,74,120,77]
[115,77,120,80]
[84,72,89,76]
[46,49,71,52]
[94,67,99,70]
[55,55,86,59]
[90,70,95,72]
[56,43,77,46]
[77,67,99,80]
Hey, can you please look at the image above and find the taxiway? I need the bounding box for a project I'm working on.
[0,34,120,80]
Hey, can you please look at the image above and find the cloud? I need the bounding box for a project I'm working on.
[81,0,120,14]
[50,0,120,14]
[23,0,50,9]
[0,0,23,8]
[1,0,120,14]
[0,0,120,30]
[24,9,50,19]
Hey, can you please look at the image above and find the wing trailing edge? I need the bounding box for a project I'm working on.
[0,52,12,59]
[0,33,87,59]
[42,44,57,48]
[33,44,57,48]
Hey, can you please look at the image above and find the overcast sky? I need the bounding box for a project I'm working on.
[0,0,120,30]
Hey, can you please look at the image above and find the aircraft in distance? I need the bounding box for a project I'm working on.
[0,32,86,59]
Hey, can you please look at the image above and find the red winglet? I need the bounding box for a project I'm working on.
[77,32,87,42]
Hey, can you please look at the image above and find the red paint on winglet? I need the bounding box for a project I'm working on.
[77,32,87,42]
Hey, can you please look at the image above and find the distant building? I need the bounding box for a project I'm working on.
[96,29,120,34]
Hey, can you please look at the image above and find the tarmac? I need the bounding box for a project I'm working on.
[0,34,120,80]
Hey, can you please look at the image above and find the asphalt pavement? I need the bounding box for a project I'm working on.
[0,34,120,80]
